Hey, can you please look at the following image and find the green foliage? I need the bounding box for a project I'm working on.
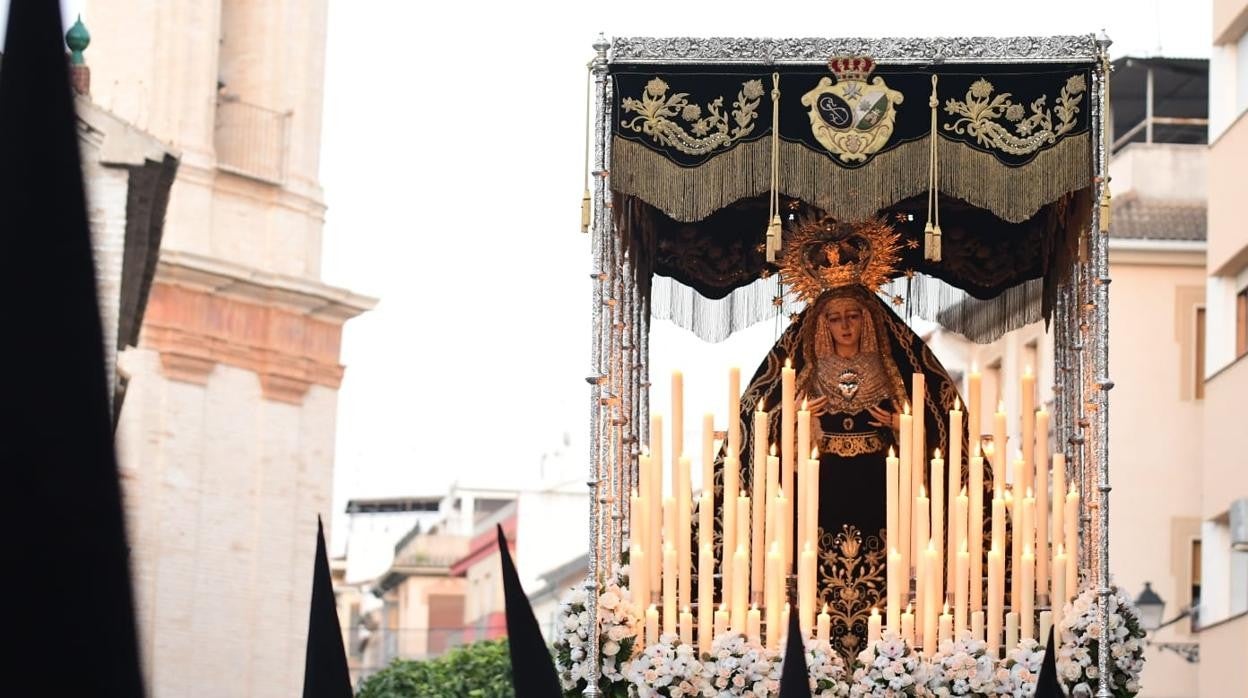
[356,638,515,698]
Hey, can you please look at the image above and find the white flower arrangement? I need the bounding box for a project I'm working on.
[849,632,928,697]
[552,566,640,698]
[990,638,1044,697]
[704,631,783,696]
[1056,585,1146,698]
[925,636,995,697]
[624,633,712,698]
[803,639,851,697]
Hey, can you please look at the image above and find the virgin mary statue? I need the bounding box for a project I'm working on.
[721,216,970,658]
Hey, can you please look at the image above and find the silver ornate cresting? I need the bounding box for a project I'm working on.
[585,34,1112,692]
[610,35,1100,64]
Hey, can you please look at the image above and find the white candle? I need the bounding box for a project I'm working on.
[1035,410,1050,595]
[806,449,820,553]
[939,603,953,645]
[646,604,659,646]
[971,610,985,642]
[955,489,968,587]
[630,488,646,552]
[698,490,713,583]
[970,447,984,613]
[780,603,791,648]
[679,456,692,611]
[736,496,750,604]
[765,542,781,649]
[680,606,694,646]
[988,547,1004,657]
[797,401,811,566]
[948,400,963,586]
[1021,367,1035,491]
[956,541,969,637]
[993,402,1007,494]
[702,413,716,493]
[632,544,649,608]
[715,603,730,639]
[868,607,882,645]
[1021,546,1035,641]
[723,451,740,602]
[800,542,817,637]
[1052,545,1068,636]
[1004,611,1019,652]
[748,605,761,645]
[698,541,713,653]
[912,375,927,564]
[732,544,748,632]
[672,370,684,490]
[899,405,913,593]
[992,496,1006,562]
[901,604,916,646]
[886,447,899,596]
[923,539,939,656]
[817,604,831,645]
[1039,610,1053,645]
[642,449,661,592]
[968,365,982,449]
[781,360,796,571]
[931,449,945,613]
[1051,454,1066,555]
[663,543,677,635]
[887,548,902,634]
[752,407,768,600]
[914,487,930,630]
[728,367,742,458]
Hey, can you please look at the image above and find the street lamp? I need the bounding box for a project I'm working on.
[1134,581,1199,663]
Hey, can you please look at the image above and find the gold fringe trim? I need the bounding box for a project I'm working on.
[611,132,1091,224]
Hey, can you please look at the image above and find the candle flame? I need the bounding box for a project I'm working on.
[904,402,911,415]
[770,443,778,456]
[919,484,927,498]
[998,400,1005,413]
[649,604,657,612]
[785,357,792,369]
[811,448,819,460]
[934,448,942,459]
[1025,365,1033,377]
[954,397,961,411]
[720,603,728,612]
[1069,483,1078,496]
[871,607,879,615]
[906,603,913,614]
[1056,544,1065,556]
[801,397,808,410]
[823,603,829,613]
[684,605,691,614]
[1004,489,1013,502]
[778,488,785,499]
[888,446,895,458]
[971,362,979,373]
[943,602,949,614]
[751,603,758,611]
[1026,487,1034,498]
[973,442,982,458]
[961,539,969,553]
[927,539,936,552]
[961,486,967,496]
[804,541,813,553]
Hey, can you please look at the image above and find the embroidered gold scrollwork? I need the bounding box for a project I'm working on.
[942,74,1087,156]
[620,77,764,156]
[817,524,886,662]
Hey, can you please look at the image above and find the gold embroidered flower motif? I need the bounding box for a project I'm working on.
[621,77,764,156]
[942,72,1087,156]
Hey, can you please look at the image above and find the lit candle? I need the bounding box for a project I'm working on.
[781,360,796,570]
[631,488,645,550]
[887,548,902,634]
[731,544,748,633]
[632,543,649,608]
[987,546,1004,657]
[899,405,913,592]
[765,446,780,551]
[969,446,984,613]
[1065,485,1079,597]
[911,375,926,565]
[800,542,817,637]
[679,456,692,611]
[955,488,969,594]
[805,449,820,555]
[698,491,713,582]
[775,488,789,583]
[1051,454,1066,558]
[968,365,982,452]
[728,367,742,458]
[714,603,730,639]
[698,541,713,653]
[817,604,831,645]
[868,607,882,645]
[1004,611,1019,651]
[780,602,792,648]
[680,606,694,646]
[723,452,739,603]
[1021,491,1035,567]
[702,413,715,494]
[931,448,945,613]
[992,496,1006,562]
[663,497,676,558]
[1021,545,1035,641]
[939,603,953,645]
[993,401,1007,494]
[797,400,811,567]
[1052,544,1068,635]
[886,447,899,600]
[971,610,985,642]
[752,407,768,601]
[736,496,750,604]
[672,370,684,491]
[1039,610,1053,646]
[747,604,762,645]
[663,543,677,635]
[646,604,659,646]
[947,399,963,586]
[1021,366,1035,491]
[914,486,930,630]
[1035,409,1050,595]
[901,604,916,646]
[765,542,782,649]
[642,448,661,592]
[955,541,969,637]
[923,539,939,656]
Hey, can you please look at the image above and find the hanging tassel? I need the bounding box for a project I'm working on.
[581,188,592,233]
[1099,183,1112,234]
[924,74,943,262]
[765,72,782,262]
[580,61,593,234]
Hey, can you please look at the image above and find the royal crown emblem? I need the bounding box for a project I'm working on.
[801,56,903,162]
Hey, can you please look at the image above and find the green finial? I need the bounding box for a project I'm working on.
[66,15,90,66]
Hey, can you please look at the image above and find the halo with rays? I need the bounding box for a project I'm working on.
[778,215,903,304]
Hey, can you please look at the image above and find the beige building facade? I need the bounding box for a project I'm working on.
[84,3,373,696]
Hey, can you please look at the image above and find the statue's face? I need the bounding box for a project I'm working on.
[822,298,864,354]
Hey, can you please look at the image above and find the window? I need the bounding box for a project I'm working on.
[1196,307,1206,399]
[1191,538,1202,631]
[1236,289,1247,360]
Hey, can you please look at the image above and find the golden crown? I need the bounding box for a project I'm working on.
[778,215,902,303]
[828,56,876,83]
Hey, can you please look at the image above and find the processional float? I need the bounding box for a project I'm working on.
[579,34,1118,697]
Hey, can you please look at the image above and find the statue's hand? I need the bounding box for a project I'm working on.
[866,402,897,430]
[803,395,830,416]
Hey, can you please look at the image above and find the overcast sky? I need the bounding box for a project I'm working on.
[0,0,1213,551]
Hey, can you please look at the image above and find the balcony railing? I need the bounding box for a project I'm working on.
[214,98,290,185]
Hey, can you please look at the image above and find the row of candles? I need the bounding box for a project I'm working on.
[628,364,1082,657]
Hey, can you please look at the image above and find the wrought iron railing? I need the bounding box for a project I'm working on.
[214,98,289,184]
